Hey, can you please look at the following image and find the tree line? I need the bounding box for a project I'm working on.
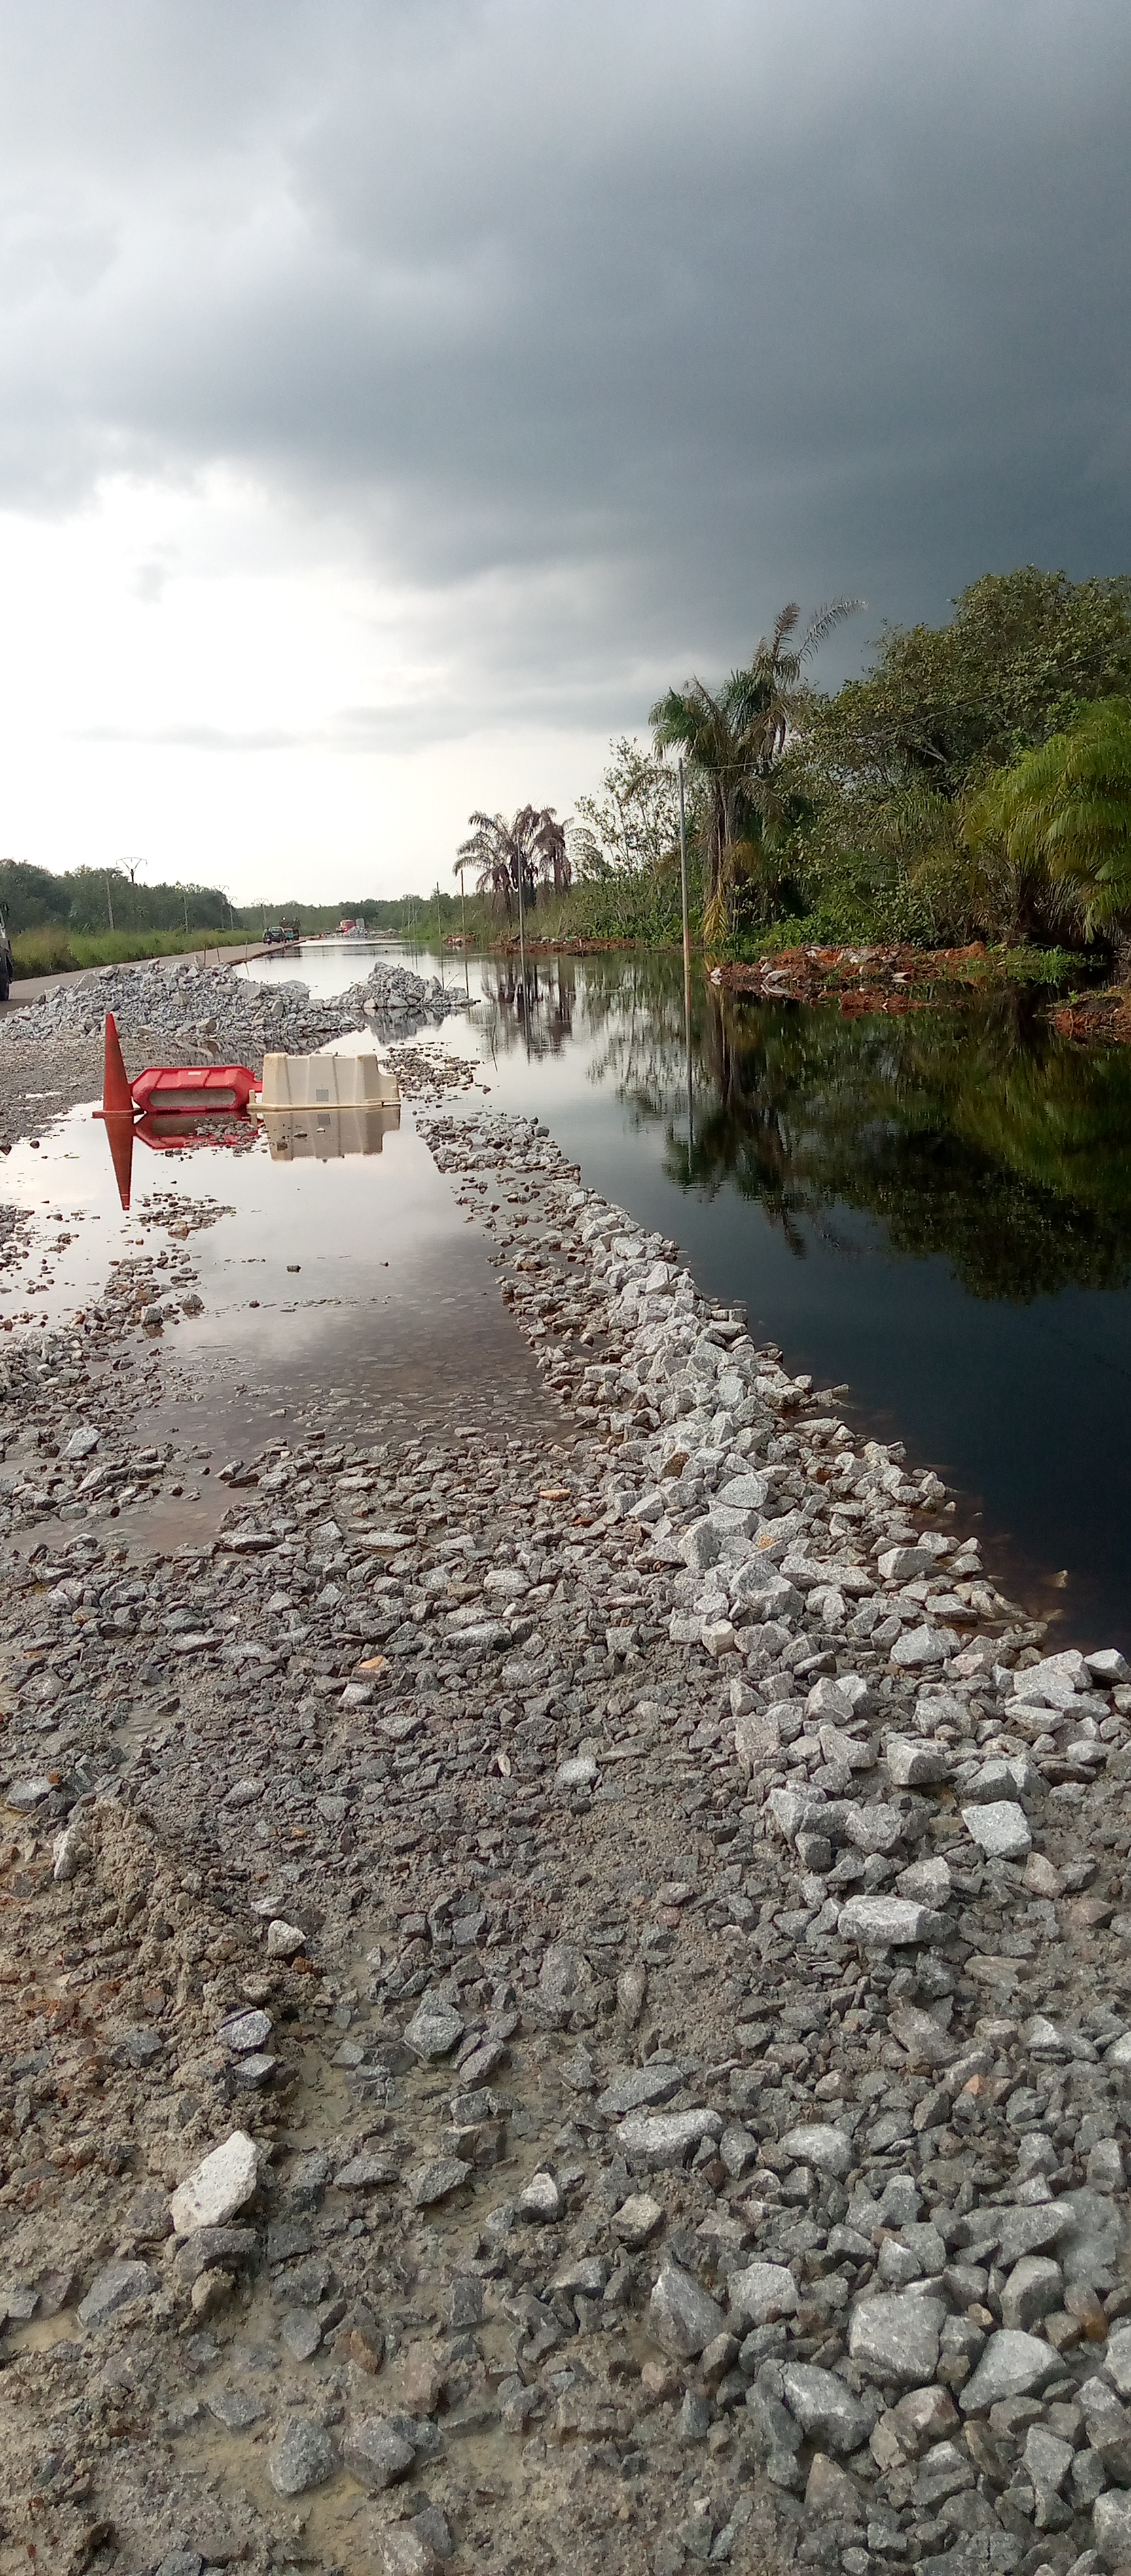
[461,568,1131,963]
[0,860,235,937]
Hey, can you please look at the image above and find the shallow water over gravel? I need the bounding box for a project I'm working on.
[0,1087,562,1488]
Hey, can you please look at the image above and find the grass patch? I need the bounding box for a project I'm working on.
[11,925,254,979]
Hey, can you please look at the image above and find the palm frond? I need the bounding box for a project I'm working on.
[797,596,865,664]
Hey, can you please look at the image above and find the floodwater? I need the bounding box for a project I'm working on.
[240,939,1131,1655]
[0,1063,563,1495]
[5,933,1130,1652]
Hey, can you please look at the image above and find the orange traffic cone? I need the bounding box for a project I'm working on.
[103,1113,135,1211]
[102,1012,134,1118]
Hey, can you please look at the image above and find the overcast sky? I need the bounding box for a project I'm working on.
[0,0,1128,902]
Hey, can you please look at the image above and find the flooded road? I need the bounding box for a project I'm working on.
[240,940,1131,1652]
[4,933,1129,1644]
[0,1052,563,1558]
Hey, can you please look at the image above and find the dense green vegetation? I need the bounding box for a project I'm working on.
[0,859,235,942]
[486,568,1131,968]
[785,570,1131,957]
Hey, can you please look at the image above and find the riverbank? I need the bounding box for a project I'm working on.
[1049,990,1131,1048]
[3,1013,1131,2573]
[456,929,1085,1003]
[715,942,1075,1007]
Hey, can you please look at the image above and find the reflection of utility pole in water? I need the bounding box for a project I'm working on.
[457,863,470,995]
[678,758,694,1151]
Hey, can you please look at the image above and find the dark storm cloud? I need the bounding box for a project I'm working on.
[1,0,1128,730]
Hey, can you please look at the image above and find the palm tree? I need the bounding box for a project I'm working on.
[533,810,571,895]
[964,699,1131,963]
[456,814,519,918]
[651,598,861,942]
[455,806,569,918]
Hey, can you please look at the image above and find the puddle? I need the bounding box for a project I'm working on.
[0,1098,565,1482]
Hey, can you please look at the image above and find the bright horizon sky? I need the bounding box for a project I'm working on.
[1,1,1128,903]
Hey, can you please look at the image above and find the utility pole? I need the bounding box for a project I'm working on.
[679,758,694,1149]
[122,856,143,932]
[105,872,115,932]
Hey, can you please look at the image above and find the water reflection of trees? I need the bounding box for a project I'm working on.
[468,949,1131,1303]
[474,959,577,1058]
[473,953,682,1067]
[601,969,1131,1302]
[684,989,1131,1300]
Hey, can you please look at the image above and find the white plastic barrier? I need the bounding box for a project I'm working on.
[258,1050,400,1109]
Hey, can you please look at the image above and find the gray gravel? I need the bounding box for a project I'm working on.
[0,1091,1130,2576]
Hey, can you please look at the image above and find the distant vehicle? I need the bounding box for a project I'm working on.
[0,910,12,1002]
[338,918,368,937]
[262,920,300,948]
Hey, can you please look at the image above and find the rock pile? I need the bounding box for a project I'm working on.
[11,955,358,1062]
[342,961,467,1038]
[1,1099,1130,2576]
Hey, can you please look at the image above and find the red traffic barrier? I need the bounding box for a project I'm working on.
[134,1111,255,1153]
[94,1016,260,1207]
[130,1064,259,1116]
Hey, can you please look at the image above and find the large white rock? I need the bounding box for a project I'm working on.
[889,1624,959,1669]
[783,2361,872,2456]
[715,1472,768,1514]
[617,2107,722,2169]
[734,1706,781,1774]
[877,1545,934,1583]
[647,2263,725,2358]
[885,1735,952,1788]
[959,2328,1060,2412]
[1011,1649,1090,1707]
[849,2293,946,2385]
[960,1799,1031,1861]
[837,1894,939,1947]
[1094,2488,1131,2569]
[170,2130,259,2237]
